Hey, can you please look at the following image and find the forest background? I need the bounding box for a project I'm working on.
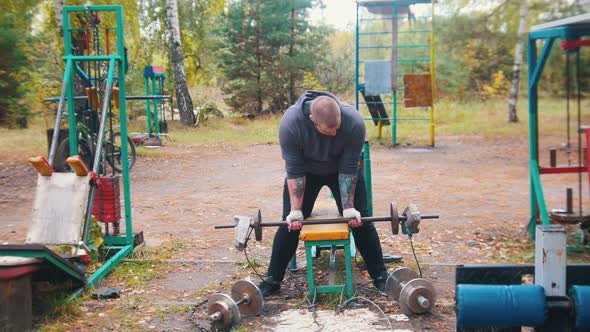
[0,0,588,128]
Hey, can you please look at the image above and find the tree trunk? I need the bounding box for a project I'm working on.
[54,0,64,36]
[289,7,295,105]
[255,0,262,115]
[507,1,528,123]
[166,0,195,126]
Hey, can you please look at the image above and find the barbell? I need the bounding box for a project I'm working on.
[385,267,436,315]
[207,280,264,331]
[214,202,439,250]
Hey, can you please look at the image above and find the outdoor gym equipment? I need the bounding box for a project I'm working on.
[355,0,436,146]
[456,225,590,331]
[385,267,436,314]
[455,15,590,331]
[0,6,143,330]
[207,280,264,331]
[527,13,590,249]
[214,203,438,250]
[143,65,172,145]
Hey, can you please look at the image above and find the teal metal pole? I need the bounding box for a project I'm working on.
[70,243,133,300]
[113,6,133,244]
[145,76,152,137]
[152,78,159,138]
[363,140,373,216]
[528,37,538,239]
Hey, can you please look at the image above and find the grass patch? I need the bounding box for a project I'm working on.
[135,145,164,158]
[2,97,587,158]
[107,246,169,287]
[0,120,50,159]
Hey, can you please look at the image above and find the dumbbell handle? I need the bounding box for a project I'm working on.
[214,214,439,229]
[400,280,431,309]
[209,311,223,321]
[208,295,250,321]
[417,295,430,309]
[235,295,250,306]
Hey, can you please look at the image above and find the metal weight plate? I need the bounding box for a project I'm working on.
[390,202,399,235]
[207,293,241,330]
[385,267,419,301]
[231,280,264,316]
[254,209,263,242]
[399,278,436,315]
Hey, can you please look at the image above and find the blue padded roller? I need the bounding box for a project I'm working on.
[571,285,590,328]
[456,284,547,328]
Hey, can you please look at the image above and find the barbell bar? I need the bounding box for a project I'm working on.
[215,202,438,247]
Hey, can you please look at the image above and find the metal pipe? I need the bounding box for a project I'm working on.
[44,95,172,102]
[566,188,573,214]
[550,149,557,167]
[214,214,439,229]
[48,59,73,166]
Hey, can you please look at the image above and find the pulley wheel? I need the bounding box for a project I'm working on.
[254,209,263,241]
[399,278,436,315]
[231,280,264,316]
[385,267,418,301]
[207,293,241,331]
[390,202,399,235]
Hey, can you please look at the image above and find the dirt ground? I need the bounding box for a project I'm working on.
[1,132,589,331]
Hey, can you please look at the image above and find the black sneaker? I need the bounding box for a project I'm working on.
[373,271,389,294]
[258,276,281,297]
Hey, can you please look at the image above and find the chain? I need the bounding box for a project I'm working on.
[188,299,212,332]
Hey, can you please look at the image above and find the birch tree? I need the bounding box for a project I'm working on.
[507,1,528,123]
[54,0,64,36]
[166,0,195,126]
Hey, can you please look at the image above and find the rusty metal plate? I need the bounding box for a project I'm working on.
[254,209,263,242]
[390,202,399,235]
[231,280,264,316]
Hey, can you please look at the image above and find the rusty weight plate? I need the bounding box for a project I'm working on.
[390,202,399,235]
[254,209,262,241]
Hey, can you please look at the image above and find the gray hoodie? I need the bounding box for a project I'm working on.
[279,90,366,179]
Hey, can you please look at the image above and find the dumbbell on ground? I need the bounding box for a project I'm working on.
[385,267,436,314]
[207,280,264,331]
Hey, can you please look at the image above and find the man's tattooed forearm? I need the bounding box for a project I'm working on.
[339,174,357,209]
[294,177,305,198]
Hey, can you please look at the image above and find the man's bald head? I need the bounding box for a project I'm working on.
[310,96,341,134]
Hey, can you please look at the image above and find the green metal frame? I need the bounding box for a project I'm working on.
[144,67,166,138]
[355,0,435,146]
[304,237,353,299]
[0,248,85,283]
[527,22,590,239]
[62,5,135,296]
[0,6,134,299]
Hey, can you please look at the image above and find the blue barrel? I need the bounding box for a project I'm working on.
[456,284,547,328]
[571,285,590,328]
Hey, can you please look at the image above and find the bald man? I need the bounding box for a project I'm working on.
[259,90,388,297]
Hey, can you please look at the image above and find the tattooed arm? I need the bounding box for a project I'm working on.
[339,173,361,227]
[338,174,357,209]
[287,177,306,211]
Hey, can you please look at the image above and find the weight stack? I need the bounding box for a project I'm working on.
[92,176,121,224]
